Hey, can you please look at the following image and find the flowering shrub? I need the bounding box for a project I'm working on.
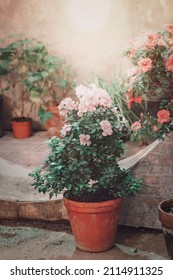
[30,84,142,202]
[123,24,173,109]
[123,25,173,142]
[130,99,173,142]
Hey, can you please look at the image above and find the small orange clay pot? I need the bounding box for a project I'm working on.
[46,106,64,137]
[63,196,124,252]
[11,118,32,139]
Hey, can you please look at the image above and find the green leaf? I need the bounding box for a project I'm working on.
[58,79,68,89]
[38,107,52,123]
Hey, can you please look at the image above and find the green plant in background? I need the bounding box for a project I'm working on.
[30,84,142,202]
[0,36,75,122]
[93,75,140,132]
[24,50,76,123]
[0,38,40,120]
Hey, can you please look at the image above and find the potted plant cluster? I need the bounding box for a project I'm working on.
[30,83,142,252]
[0,36,75,138]
[123,24,173,259]
[0,37,41,138]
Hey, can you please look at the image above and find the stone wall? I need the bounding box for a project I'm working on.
[120,134,173,229]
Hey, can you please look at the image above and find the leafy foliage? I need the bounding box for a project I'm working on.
[0,36,75,119]
[123,25,173,142]
[30,84,142,202]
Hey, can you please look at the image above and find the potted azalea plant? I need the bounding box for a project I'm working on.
[122,24,173,143]
[30,83,142,252]
[123,24,173,110]
[123,24,173,259]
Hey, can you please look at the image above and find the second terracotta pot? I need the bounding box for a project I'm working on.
[46,106,64,137]
[11,118,32,139]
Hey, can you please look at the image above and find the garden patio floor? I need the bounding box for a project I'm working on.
[0,130,168,260]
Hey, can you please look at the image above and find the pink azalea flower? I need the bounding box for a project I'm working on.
[75,84,113,117]
[131,121,142,131]
[60,124,71,136]
[146,34,158,48]
[88,179,98,186]
[126,67,138,77]
[79,134,91,146]
[129,76,136,85]
[153,125,159,132]
[166,24,173,34]
[100,120,113,136]
[59,98,77,117]
[138,57,153,73]
[157,110,170,124]
[165,53,173,72]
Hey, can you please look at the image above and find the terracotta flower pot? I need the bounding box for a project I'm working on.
[46,106,64,138]
[11,117,32,139]
[63,195,124,252]
[158,199,173,259]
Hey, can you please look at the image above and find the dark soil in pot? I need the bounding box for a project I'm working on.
[162,206,173,215]
[12,117,32,122]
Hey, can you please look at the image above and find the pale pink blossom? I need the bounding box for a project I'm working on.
[131,121,142,131]
[58,98,77,117]
[138,57,153,73]
[157,38,168,48]
[60,124,71,136]
[129,76,136,85]
[146,34,158,48]
[79,134,91,146]
[169,39,173,46]
[88,179,98,186]
[111,107,118,113]
[100,120,113,136]
[153,125,159,132]
[126,67,138,77]
[76,84,113,116]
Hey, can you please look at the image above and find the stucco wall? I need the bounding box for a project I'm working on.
[0,0,173,82]
[0,0,173,129]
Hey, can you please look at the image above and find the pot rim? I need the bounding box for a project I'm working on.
[63,195,124,213]
[158,199,173,216]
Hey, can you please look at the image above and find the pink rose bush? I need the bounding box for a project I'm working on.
[30,84,142,202]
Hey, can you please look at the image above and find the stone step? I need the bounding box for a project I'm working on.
[0,140,160,222]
